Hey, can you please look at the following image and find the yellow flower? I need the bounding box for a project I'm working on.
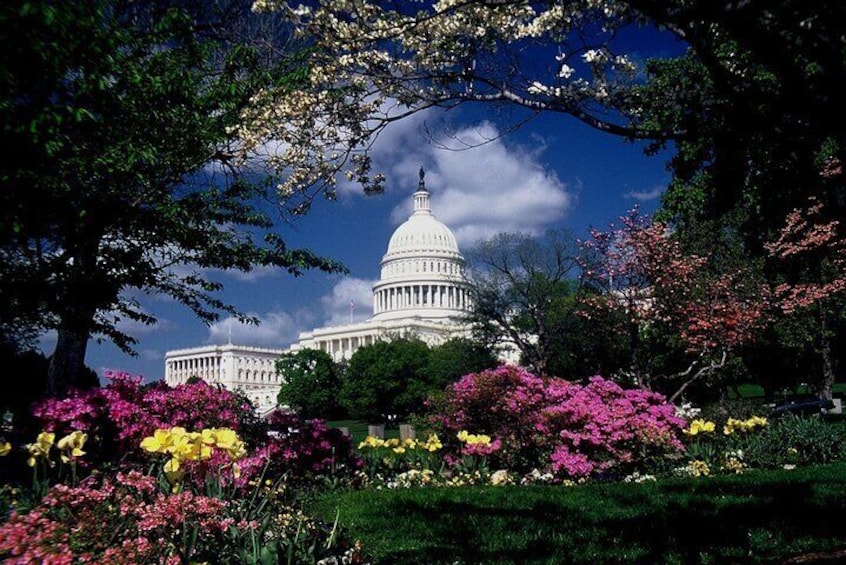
[140,429,174,453]
[684,419,716,436]
[358,435,384,449]
[458,431,491,446]
[690,460,710,477]
[170,434,201,461]
[211,428,246,460]
[423,434,442,452]
[0,441,11,457]
[723,415,767,435]
[25,431,55,466]
[163,457,185,484]
[210,428,237,449]
[36,431,55,452]
[57,431,87,462]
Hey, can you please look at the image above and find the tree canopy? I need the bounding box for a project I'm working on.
[276,348,343,419]
[0,0,344,397]
[341,338,432,423]
[465,230,581,376]
[243,1,844,205]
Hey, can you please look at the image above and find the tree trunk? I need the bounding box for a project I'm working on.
[818,305,834,400]
[46,322,91,399]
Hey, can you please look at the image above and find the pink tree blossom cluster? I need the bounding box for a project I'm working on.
[764,197,846,314]
[583,208,767,356]
[427,365,686,480]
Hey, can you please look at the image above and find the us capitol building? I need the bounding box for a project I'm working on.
[164,170,495,414]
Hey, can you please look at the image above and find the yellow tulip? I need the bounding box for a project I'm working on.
[57,431,87,456]
[164,457,184,484]
[36,432,55,452]
[140,429,174,453]
[0,441,11,456]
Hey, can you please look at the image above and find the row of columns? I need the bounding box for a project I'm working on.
[384,258,462,277]
[166,356,278,386]
[374,284,470,314]
[317,333,378,361]
[167,357,222,385]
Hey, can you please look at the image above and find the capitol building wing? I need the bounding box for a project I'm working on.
[165,170,476,413]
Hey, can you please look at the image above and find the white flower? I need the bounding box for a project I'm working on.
[582,49,603,64]
[558,64,575,79]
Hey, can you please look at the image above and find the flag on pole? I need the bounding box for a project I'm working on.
[349,300,355,323]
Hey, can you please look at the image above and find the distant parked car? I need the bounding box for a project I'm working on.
[771,395,835,417]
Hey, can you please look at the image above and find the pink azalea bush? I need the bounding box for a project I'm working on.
[32,371,252,462]
[0,469,362,564]
[237,411,362,487]
[1,373,366,563]
[426,365,686,480]
[29,371,360,484]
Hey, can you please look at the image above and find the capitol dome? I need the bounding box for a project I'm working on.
[371,169,472,322]
[385,203,461,259]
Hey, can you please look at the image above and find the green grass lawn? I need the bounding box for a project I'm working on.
[309,463,846,564]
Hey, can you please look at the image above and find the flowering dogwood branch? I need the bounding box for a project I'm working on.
[238,0,673,197]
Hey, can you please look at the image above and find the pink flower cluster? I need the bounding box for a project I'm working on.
[29,371,361,487]
[0,471,231,564]
[428,366,686,480]
[33,371,252,461]
[233,414,361,488]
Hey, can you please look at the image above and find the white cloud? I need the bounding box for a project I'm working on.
[320,277,376,325]
[139,348,162,362]
[366,119,573,247]
[207,264,282,283]
[203,277,374,347]
[114,314,174,336]
[624,185,664,202]
[207,311,302,348]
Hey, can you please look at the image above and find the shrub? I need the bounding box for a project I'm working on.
[0,464,362,564]
[738,414,846,468]
[425,366,686,480]
[1,381,365,564]
[31,371,256,466]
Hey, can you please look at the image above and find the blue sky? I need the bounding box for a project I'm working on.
[38,25,685,383]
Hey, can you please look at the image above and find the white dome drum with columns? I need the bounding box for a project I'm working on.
[373,168,472,322]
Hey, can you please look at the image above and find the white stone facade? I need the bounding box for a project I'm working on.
[164,344,285,415]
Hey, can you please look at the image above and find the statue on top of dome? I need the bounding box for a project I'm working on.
[418,166,426,191]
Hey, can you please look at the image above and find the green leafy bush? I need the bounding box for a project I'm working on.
[739,414,846,468]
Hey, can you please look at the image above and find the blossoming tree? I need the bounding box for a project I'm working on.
[582,208,768,402]
[235,1,844,204]
[764,197,846,399]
